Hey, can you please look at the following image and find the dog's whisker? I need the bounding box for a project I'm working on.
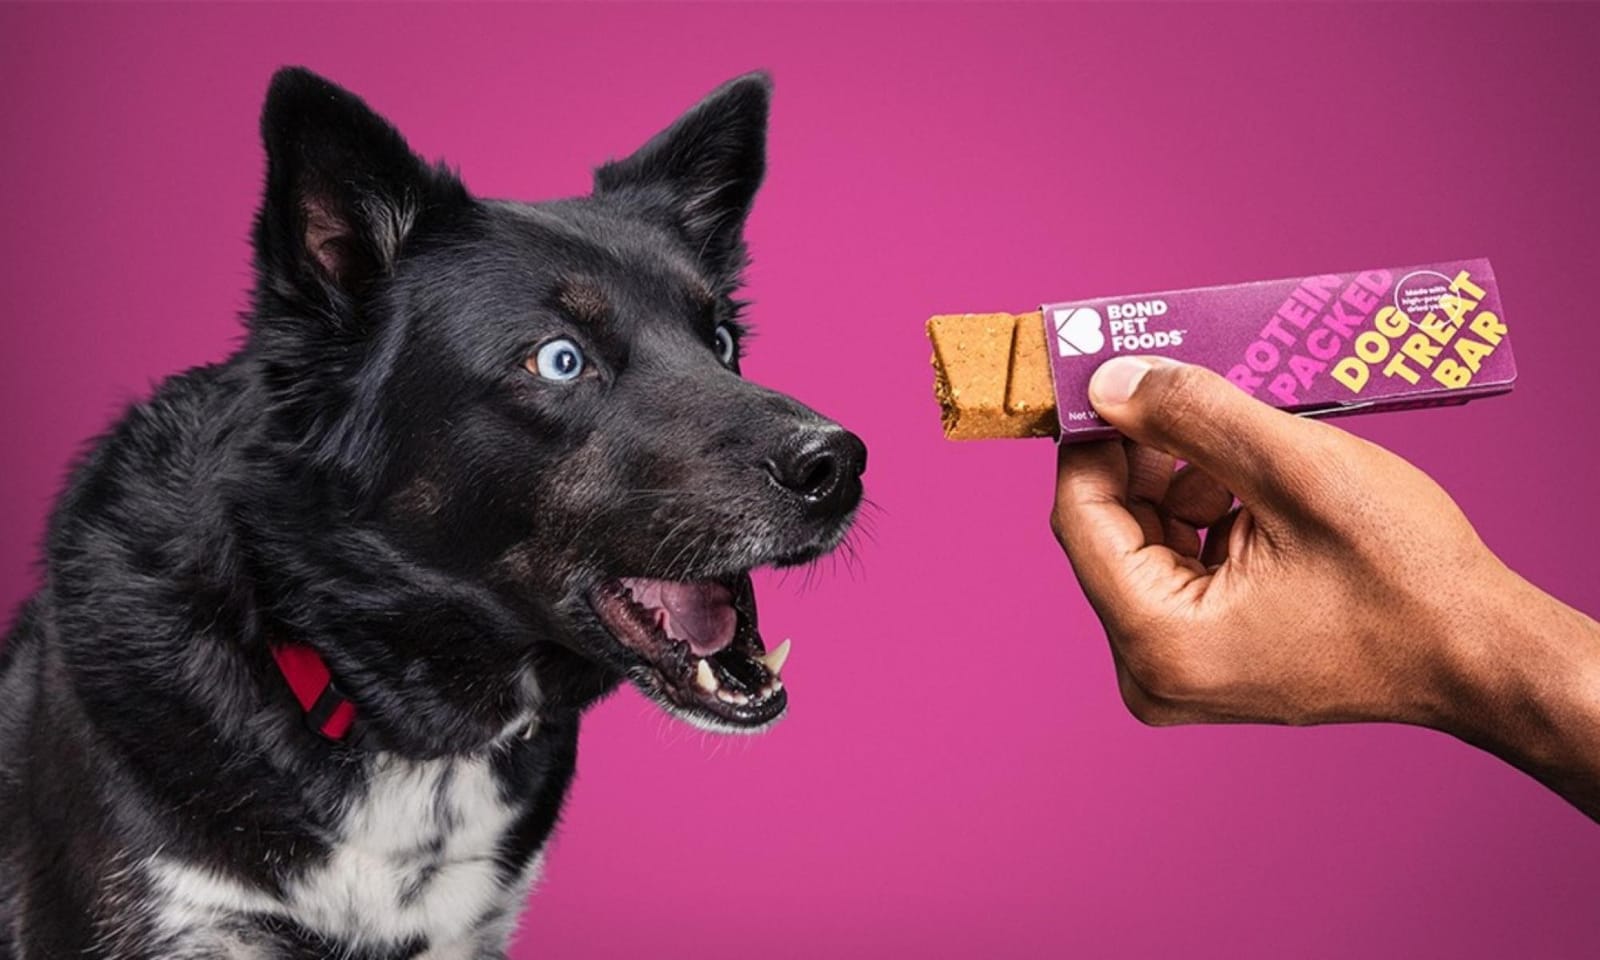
[644,514,698,572]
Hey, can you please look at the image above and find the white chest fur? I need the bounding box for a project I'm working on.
[149,752,542,954]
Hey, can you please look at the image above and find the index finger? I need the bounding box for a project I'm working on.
[1050,439,1147,605]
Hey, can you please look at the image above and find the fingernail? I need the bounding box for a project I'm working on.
[1089,356,1154,406]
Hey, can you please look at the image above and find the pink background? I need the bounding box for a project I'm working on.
[4,3,1599,957]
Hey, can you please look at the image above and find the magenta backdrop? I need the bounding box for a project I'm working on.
[4,3,1599,957]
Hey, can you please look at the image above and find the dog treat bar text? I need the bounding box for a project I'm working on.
[1224,268,1506,403]
[1329,269,1505,394]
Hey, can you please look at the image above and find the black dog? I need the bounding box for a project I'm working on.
[0,68,864,959]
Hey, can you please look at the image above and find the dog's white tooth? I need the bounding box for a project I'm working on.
[762,638,792,677]
[695,659,719,693]
[716,688,739,704]
[731,691,750,705]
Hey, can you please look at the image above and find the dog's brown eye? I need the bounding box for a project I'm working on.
[713,324,736,365]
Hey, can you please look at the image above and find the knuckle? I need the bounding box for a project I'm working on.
[1121,641,1214,704]
[1116,673,1158,724]
[1117,646,1207,728]
[1121,687,1179,728]
[1122,693,1158,725]
[1048,500,1070,546]
[1140,706,1184,729]
[1140,660,1203,703]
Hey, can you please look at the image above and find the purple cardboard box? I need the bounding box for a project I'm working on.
[1043,258,1516,442]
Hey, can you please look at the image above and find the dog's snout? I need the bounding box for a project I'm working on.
[766,428,866,516]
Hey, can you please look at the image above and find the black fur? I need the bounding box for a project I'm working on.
[0,68,863,958]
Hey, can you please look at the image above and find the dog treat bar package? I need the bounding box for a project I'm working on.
[928,258,1516,442]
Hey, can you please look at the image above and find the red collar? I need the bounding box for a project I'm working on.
[270,643,359,741]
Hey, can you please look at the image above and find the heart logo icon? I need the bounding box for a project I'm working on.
[1054,307,1105,357]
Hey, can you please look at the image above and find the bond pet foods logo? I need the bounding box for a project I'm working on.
[1053,301,1185,357]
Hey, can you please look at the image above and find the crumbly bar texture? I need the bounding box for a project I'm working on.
[927,311,1057,440]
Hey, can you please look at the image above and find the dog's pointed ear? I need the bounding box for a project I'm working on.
[593,72,771,281]
[252,67,466,310]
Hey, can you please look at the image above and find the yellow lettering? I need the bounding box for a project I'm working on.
[1354,330,1390,363]
[1450,270,1487,301]
[1419,311,1456,345]
[1468,309,1507,345]
[1400,332,1442,369]
[1383,352,1421,384]
[1455,336,1494,373]
[1432,358,1472,389]
[1333,357,1369,392]
[1374,306,1409,338]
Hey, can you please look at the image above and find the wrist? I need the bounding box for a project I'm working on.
[1435,566,1600,810]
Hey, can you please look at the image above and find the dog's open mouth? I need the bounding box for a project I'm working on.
[589,574,789,730]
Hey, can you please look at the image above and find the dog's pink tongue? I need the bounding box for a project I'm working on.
[623,579,737,656]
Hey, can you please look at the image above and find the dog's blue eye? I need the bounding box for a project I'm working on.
[533,338,585,381]
[713,324,736,365]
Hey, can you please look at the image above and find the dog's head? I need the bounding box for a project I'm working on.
[247,69,863,736]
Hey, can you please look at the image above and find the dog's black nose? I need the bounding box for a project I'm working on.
[768,428,867,516]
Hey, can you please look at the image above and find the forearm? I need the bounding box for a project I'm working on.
[1443,569,1600,821]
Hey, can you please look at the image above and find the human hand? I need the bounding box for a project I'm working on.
[1052,357,1539,728]
[1052,355,1600,818]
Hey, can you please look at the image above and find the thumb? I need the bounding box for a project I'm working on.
[1087,356,1333,506]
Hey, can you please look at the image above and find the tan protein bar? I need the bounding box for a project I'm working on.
[927,312,1056,440]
